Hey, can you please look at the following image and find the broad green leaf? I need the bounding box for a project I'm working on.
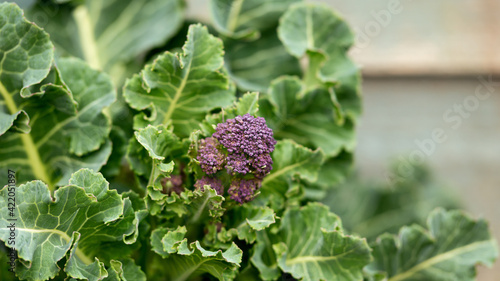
[259,76,356,157]
[0,5,114,188]
[367,208,498,281]
[210,0,301,39]
[277,3,361,123]
[273,203,372,281]
[0,2,53,133]
[256,139,324,209]
[124,24,235,138]
[224,29,301,92]
[277,3,353,58]
[165,240,243,281]
[200,92,259,136]
[28,0,185,84]
[0,169,142,281]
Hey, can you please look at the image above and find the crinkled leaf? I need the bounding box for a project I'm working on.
[165,240,243,281]
[367,208,498,281]
[187,186,225,222]
[103,259,147,281]
[0,5,114,188]
[213,206,276,244]
[124,24,235,137]
[224,29,301,92]
[151,226,187,258]
[200,92,259,136]
[210,0,300,39]
[128,124,184,190]
[256,139,323,209]
[146,185,224,221]
[28,0,185,84]
[273,203,372,281]
[0,169,141,281]
[259,76,355,157]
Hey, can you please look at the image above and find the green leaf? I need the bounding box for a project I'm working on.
[0,5,114,188]
[214,206,276,244]
[277,3,361,123]
[251,230,281,281]
[224,29,301,92]
[200,92,259,136]
[303,151,354,200]
[151,226,187,258]
[0,169,142,281]
[273,203,372,281]
[256,139,323,209]
[188,186,225,223]
[28,0,185,84]
[146,185,224,222]
[128,124,185,190]
[367,208,498,281]
[104,259,147,281]
[210,0,301,39]
[124,24,235,137]
[259,76,356,157]
[165,240,243,281]
[277,3,353,58]
[0,2,52,132]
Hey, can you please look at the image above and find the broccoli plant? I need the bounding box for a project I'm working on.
[0,1,497,281]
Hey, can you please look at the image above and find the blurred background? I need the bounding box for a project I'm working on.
[187,0,500,279]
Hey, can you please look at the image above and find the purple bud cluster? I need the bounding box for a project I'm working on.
[197,137,225,174]
[213,114,276,178]
[228,179,261,204]
[196,114,276,204]
[194,176,224,195]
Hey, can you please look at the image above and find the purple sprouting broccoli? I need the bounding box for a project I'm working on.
[197,137,225,174]
[196,114,277,204]
[228,179,262,204]
[195,176,224,195]
[213,113,276,177]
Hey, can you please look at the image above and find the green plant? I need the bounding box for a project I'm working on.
[0,1,497,280]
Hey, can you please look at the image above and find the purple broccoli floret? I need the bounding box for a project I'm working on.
[197,137,225,174]
[194,176,224,195]
[226,153,250,175]
[212,114,276,177]
[195,114,276,204]
[251,153,273,179]
[213,114,276,156]
[228,179,262,204]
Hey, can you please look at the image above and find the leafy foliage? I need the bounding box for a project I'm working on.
[366,209,498,281]
[0,1,497,281]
